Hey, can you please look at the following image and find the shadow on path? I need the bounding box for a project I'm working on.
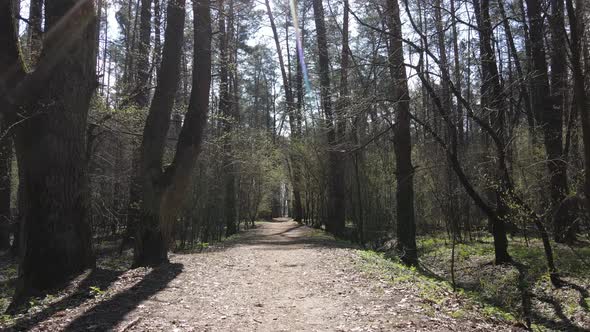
[63,263,182,331]
[11,268,124,331]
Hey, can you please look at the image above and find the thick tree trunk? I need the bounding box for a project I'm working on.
[3,0,98,311]
[134,0,187,267]
[387,0,417,266]
[134,0,211,267]
[312,0,345,235]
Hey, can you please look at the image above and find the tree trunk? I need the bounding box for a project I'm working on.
[0,120,10,250]
[474,0,511,264]
[387,0,417,266]
[566,0,590,219]
[526,0,570,242]
[134,0,187,267]
[548,0,572,242]
[133,0,211,267]
[26,0,43,65]
[312,0,345,235]
[134,0,152,107]
[3,0,98,311]
[265,0,304,222]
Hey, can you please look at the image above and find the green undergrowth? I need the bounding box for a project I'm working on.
[0,254,18,314]
[418,235,590,331]
[356,249,518,325]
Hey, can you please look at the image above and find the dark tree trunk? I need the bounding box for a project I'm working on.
[387,0,417,266]
[124,0,153,251]
[134,0,186,267]
[526,0,570,242]
[497,0,534,136]
[27,0,43,65]
[548,0,571,242]
[219,0,238,236]
[134,0,152,107]
[566,0,590,217]
[3,0,98,311]
[312,0,345,235]
[134,0,211,267]
[0,119,10,250]
[474,0,511,264]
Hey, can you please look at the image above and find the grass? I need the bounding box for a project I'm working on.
[356,249,518,325]
[417,234,590,331]
[0,252,17,314]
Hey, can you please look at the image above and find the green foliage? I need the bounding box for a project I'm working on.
[357,249,517,323]
[89,286,105,297]
[419,234,590,329]
[0,314,14,325]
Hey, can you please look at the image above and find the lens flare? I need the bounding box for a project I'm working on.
[289,0,312,94]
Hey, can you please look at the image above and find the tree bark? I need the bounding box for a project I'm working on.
[566,0,590,218]
[526,0,570,243]
[27,0,43,65]
[548,0,572,242]
[473,0,511,264]
[265,0,304,222]
[133,0,212,267]
[134,0,152,107]
[3,0,98,311]
[312,0,345,235]
[387,0,417,266]
[134,0,187,267]
[0,118,10,250]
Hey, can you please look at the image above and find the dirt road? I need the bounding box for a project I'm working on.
[17,220,519,331]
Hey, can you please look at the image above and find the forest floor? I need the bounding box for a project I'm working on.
[0,219,527,331]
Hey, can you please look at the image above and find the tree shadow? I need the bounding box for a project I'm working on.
[10,268,124,330]
[531,293,588,332]
[560,279,590,312]
[63,263,182,331]
[414,260,589,331]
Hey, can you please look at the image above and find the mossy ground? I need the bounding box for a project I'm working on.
[416,235,590,331]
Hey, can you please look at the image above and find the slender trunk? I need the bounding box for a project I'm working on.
[450,0,464,144]
[312,0,345,235]
[134,0,152,107]
[566,0,590,216]
[387,0,417,265]
[265,0,304,222]
[526,0,570,243]
[473,0,511,264]
[548,0,572,242]
[497,0,534,135]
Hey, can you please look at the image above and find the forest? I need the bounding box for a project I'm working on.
[0,0,590,330]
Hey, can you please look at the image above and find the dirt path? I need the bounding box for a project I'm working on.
[15,220,520,331]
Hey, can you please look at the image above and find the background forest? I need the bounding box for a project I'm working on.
[1,0,590,329]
